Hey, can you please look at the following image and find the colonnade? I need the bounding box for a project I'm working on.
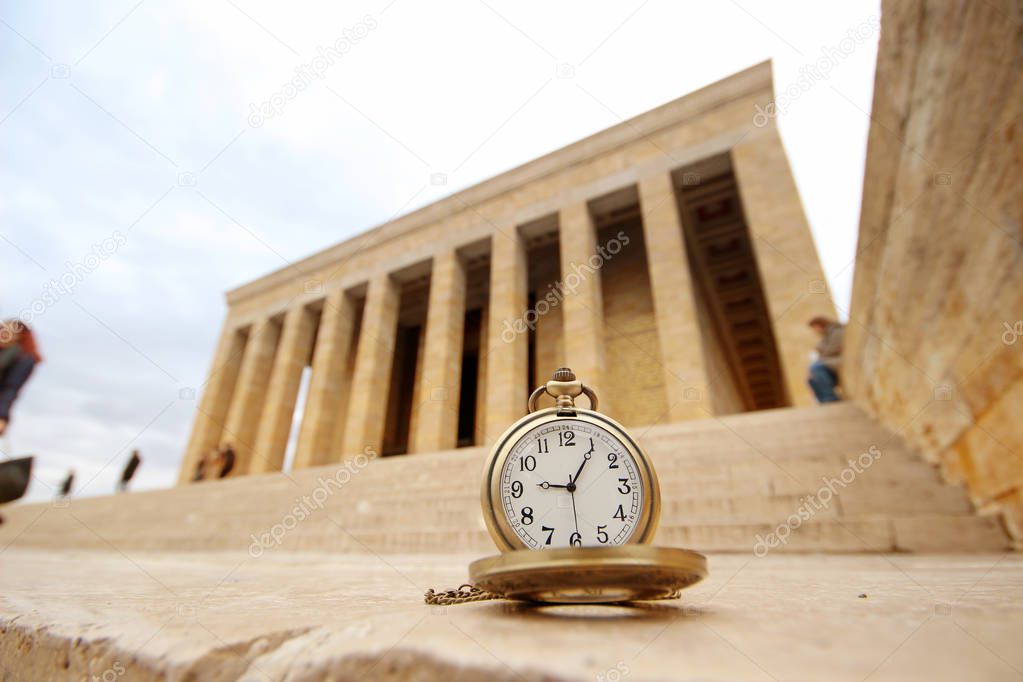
[179,140,830,482]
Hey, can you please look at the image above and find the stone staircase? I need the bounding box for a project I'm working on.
[0,402,1010,554]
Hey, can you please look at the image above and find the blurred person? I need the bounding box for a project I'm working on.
[807,316,845,404]
[217,444,235,479]
[0,320,42,436]
[192,448,214,482]
[58,468,75,499]
[0,455,33,524]
[117,449,142,492]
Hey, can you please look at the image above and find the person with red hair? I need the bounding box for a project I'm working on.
[0,320,42,436]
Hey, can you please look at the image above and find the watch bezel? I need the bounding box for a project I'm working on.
[481,407,661,552]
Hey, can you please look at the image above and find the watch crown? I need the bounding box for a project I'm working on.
[528,367,598,412]
[552,367,576,382]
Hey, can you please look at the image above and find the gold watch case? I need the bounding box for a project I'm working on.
[469,545,707,603]
[481,404,662,552]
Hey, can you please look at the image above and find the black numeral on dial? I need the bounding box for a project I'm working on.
[511,480,523,498]
[519,455,536,471]
[521,507,534,525]
[542,526,554,545]
[608,452,619,469]
[613,504,627,521]
[597,524,609,544]
[559,431,575,447]
[617,478,630,494]
[569,532,582,547]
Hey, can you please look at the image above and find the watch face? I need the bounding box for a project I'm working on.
[499,417,644,549]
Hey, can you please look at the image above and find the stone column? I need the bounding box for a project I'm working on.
[484,230,529,443]
[220,317,281,476]
[731,128,837,407]
[533,285,564,387]
[177,322,246,484]
[293,291,357,469]
[412,249,467,452]
[558,202,607,408]
[249,305,317,474]
[342,273,400,457]
[638,172,713,420]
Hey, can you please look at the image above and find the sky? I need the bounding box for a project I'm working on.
[1,0,880,502]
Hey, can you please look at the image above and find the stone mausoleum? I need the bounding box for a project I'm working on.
[179,61,836,481]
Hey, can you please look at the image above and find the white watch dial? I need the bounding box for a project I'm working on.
[499,418,644,549]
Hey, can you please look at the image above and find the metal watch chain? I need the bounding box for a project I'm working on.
[424,584,503,605]
[424,584,684,605]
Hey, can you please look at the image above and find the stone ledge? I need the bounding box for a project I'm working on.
[3,549,1022,681]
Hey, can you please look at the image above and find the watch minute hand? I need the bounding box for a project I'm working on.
[570,442,594,484]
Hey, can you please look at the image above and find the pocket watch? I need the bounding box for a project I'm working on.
[481,368,660,551]
[425,368,706,606]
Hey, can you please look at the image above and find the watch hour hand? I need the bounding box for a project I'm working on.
[538,482,569,489]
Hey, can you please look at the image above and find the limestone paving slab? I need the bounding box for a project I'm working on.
[2,549,1022,681]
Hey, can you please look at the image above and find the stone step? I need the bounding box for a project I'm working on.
[307,482,972,529]
[242,464,949,506]
[20,485,971,544]
[343,437,910,475]
[281,451,938,495]
[49,513,1002,555]
[5,505,1008,555]
[210,439,924,491]
[11,467,962,523]
[106,472,949,518]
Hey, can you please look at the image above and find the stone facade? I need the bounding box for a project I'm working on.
[178,61,836,483]
[844,0,1023,541]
